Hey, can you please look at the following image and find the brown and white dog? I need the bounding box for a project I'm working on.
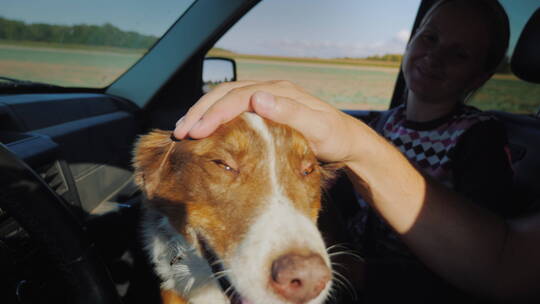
[133,113,340,304]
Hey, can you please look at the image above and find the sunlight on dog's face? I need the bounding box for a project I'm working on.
[134,113,338,304]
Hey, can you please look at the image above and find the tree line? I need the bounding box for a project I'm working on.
[0,17,158,49]
[365,53,403,62]
[364,53,511,74]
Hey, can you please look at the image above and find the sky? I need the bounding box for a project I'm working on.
[215,0,422,58]
[2,0,539,59]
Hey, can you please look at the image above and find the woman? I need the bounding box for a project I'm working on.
[345,2,518,298]
[172,0,540,302]
[373,0,513,214]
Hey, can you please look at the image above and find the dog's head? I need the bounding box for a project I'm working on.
[133,113,340,304]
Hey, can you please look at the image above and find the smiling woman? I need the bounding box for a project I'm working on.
[0,0,195,88]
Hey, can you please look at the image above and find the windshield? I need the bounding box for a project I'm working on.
[0,0,195,88]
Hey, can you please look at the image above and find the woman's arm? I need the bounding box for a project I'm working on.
[174,81,540,301]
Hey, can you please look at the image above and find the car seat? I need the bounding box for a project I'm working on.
[488,7,540,213]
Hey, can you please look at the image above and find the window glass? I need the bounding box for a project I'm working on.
[208,0,421,110]
[210,1,540,114]
[0,0,195,88]
[468,0,540,114]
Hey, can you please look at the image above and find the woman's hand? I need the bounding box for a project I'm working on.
[173,80,364,163]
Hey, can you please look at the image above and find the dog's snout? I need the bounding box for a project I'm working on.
[270,252,331,303]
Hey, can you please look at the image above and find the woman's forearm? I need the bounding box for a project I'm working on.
[343,115,428,233]
[342,115,521,299]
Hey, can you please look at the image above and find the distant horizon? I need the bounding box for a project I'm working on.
[2,0,419,58]
[0,16,157,37]
[0,13,406,60]
[208,46,405,60]
[0,39,405,61]
[3,0,538,58]
[0,15,408,59]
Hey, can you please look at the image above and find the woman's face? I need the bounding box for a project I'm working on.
[402,2,492,103]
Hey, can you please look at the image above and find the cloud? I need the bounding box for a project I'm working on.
[395,29,411,43]
[219,28,412,58]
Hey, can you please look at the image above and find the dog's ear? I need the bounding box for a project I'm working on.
[132,129,176,198]
[319,162,345,189]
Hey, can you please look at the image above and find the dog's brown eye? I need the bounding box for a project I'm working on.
[301,163,315,176]
[212,159,237,173]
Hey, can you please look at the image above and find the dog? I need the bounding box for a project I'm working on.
[133,113,341,304]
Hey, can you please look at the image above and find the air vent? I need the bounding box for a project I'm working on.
[0,207,7,223]
[37,161,68,196]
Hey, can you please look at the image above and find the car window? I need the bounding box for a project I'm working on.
[208,0,540,115]
[207,0,421,111]
[468,0,540,114]
[0,0,195,88]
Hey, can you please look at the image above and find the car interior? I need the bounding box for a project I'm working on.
[1,0,539,303]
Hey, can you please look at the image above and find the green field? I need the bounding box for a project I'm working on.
[470,77,540,113]
[235,59,397,110]
[0,44,141,87]
[1,42,540,113]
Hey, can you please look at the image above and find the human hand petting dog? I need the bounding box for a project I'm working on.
[173,79,412,229]
[174,80,420,228]
[172,80,540,301]
[173,80,370,164]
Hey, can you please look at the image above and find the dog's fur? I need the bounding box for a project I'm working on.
[133,113,339,304]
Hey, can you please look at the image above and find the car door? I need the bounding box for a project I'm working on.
[0,1,259,303]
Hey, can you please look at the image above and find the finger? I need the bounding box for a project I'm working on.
[174,81,257,139]
[184,85,263,139]
[251,91,332,156]
[252,91,322,131]
[194,80,258,116]
[185,102,252,139]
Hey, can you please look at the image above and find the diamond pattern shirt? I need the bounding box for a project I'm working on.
[349,104,515,260]
[382,104,492,187]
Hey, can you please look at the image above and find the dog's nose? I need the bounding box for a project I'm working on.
[270,252,331,303]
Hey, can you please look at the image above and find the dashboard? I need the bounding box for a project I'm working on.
[0,93,143,302]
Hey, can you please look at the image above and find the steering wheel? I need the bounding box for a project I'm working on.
[0,143,122,304]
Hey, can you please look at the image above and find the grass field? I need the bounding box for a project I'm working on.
[235,59,398,110]
[2,42,540,113]
[232,59,540,113]
[470,77,540,113]
[0,44,141,87]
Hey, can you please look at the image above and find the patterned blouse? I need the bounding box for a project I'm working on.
[350,104,515,259]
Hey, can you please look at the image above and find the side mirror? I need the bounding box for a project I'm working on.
[202,57,237,93]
